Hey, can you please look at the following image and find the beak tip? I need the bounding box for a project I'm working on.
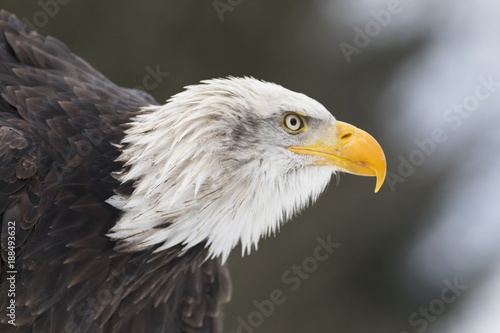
[373,161,387,193]
[374,169,386,193]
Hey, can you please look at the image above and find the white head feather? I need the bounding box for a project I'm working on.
[107,77,337,262]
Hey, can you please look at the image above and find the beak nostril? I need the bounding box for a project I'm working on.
[341,132,353,140]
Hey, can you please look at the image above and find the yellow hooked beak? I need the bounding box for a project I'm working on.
[288,121,387,192]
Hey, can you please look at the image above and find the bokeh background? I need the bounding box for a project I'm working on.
[3,1,500,332]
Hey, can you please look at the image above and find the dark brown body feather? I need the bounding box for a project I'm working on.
[0,10,231,333]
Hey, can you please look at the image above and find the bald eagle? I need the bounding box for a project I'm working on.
[0,10,386,333]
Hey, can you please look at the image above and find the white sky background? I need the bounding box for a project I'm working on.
[321,0,500,332]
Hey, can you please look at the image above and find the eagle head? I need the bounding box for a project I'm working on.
[107,77,386,262]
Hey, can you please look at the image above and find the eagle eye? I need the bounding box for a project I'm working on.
[282,113,305,132]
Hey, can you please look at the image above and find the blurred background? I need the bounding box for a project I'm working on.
[3,1,499,332]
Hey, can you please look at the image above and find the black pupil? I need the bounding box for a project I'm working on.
[290,117,297,127]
